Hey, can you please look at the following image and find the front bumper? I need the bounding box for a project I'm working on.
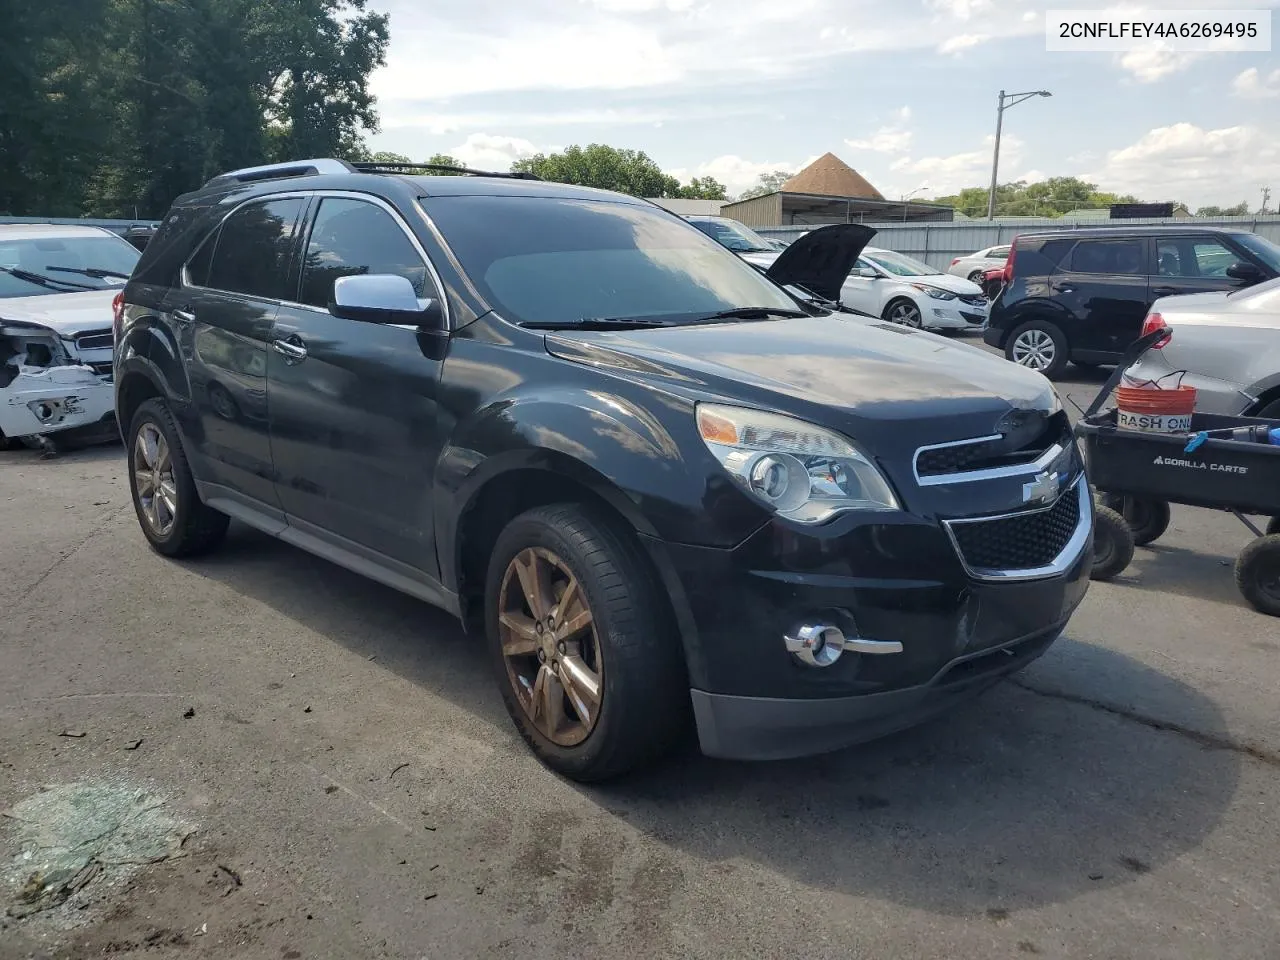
[650,479,1092,761]
[0,365,115,439]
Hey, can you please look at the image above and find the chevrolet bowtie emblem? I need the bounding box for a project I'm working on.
[1022,470,1060,505]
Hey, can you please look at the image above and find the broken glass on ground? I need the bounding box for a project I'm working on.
[3,781,194,919]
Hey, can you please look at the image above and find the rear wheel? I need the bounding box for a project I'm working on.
[967,269,984,283]
[127,399,229,557]
[1235,535,1280,617]
[884,298,923,329]
[1006,320,1069,379]
[1091,505,1135,581]
[485,503,688,781]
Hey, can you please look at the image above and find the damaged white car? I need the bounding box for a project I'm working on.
[0,225,139,452]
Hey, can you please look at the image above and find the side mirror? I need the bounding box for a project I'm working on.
[856,266,879,279]
[1226,261,1263,283]
[329,274,444,328]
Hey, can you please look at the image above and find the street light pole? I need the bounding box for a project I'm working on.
[986,89,1052,220]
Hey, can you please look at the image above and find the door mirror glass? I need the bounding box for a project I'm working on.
[856,266,879,279]
[330,274,444,327]
[1226,261,1264,283]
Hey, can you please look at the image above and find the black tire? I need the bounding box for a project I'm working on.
[883,298,923,329]
[1091,504,1135,581]
[1005,320,1069,380]
[967,269,985,284]
[1268,517,1280,536]
[1100,495,1171,546]
[484,503,688,782]
[1234,535,1280,617]
[127,398,229,557]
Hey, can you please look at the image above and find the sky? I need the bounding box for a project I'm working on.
[365,0,1280,209]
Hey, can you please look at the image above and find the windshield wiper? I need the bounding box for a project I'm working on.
[695,307,809,321]
[44,265,131,280]
[0,265,96,291]
[521,317,676,331]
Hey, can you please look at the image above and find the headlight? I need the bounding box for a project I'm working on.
[911,284,957,300]
[696,403,900,523]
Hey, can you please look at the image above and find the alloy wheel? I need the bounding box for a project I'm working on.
[889,302,922,328]
[1011,329,1056,371]
[498,547,603,747]
[133,422,178,537]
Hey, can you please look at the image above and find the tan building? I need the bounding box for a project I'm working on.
[720,152,954,228]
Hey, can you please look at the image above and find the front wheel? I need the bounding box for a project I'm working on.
[484,504,688,781]
[127,399,229,557]
[1235,535,1280,617]
[1006,320,1069,379]
[884,298,923,329]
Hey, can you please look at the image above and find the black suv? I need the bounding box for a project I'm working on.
[115,158,1092,780]
[984,227,1280,379]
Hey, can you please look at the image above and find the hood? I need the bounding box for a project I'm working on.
[892,272,983,296]
[545,315,1058,446]
[0,289,118,337]
[761,224,876,301]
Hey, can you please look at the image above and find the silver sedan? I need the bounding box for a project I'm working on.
[1125,277,1280,418]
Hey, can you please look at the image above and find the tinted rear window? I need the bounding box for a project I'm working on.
[204,197,305,299]
[1068,239,1144,275]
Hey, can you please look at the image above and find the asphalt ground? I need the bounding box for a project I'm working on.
[2,342,1278,959]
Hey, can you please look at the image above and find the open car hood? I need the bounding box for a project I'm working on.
[763,224,876,301]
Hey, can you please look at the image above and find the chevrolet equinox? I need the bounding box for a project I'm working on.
[114,158,1092,781]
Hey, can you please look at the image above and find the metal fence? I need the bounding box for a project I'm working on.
[756,216,1280,272]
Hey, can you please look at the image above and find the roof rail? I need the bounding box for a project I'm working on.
[349,161,541,181]
[202,158,357,189]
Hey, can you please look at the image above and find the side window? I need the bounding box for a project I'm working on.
[1190,239,1237,278]
[989,245,1010,258]
[1156,240,1184,277]
[205,197,305,299]
[299,198,430,310]
[1068,239,1144,276]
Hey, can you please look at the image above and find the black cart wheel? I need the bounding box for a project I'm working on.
[1235,535,1280,617]
[1101,495,1172,546]
[1091,505,1135,582]
[1267,517,1280,536]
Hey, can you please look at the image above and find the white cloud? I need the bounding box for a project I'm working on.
[1233,66,1280,99]
[888,134,1023,197]
[938,33,989,54]
[1088,122,1280,207]
[665,155,808,195]
[1117,46,1200,83]
[927,0,994,19]
[845,106,913,153]
[449,133,545,170]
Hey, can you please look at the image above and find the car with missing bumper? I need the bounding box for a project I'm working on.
[1,225,138,450]
[115,158,1091,781]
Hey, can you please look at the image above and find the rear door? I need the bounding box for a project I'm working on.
[165,195,306,514]
[1051,236,1150,359]
[266,193,449,578]
[1150,235,1254,301]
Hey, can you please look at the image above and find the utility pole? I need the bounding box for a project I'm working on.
[986,89,1053,220]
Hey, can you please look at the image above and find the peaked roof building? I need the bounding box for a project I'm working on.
[719,152,952,228]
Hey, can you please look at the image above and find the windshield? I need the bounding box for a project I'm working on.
[0,233,139,299]
[688,218,775,254]
[1234,232,1280,273]
[422,196,799,325]
[864,250,938,277]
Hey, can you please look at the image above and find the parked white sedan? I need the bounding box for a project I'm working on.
[1125,277,1280,418]
[842,247,989,332]
[947,244,1011,283]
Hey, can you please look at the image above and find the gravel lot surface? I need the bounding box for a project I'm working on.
[2,354,1278,959]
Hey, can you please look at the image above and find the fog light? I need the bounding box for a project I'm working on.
[784,623,846,668]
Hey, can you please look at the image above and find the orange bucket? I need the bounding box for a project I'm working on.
[1116,383,1196,434]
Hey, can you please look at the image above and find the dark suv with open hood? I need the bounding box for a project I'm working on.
[115,158,1091,780]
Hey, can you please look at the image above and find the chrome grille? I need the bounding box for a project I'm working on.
[915,412,1070,480]
[944,479,1090,580]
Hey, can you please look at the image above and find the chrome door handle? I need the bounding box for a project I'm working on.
[271,336,308,364]
[173,308,196,324]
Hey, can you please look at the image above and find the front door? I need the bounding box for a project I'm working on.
[1051,236,1151,359]
[165,195,306,513]
[1150,235,1254,301]
[266,194,448,578]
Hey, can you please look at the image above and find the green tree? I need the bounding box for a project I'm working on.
[1195,201,1249,217]
[737,170,794,201]
[935,176,1143,218]
[512,144,681,197]
[677,176,728,200]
